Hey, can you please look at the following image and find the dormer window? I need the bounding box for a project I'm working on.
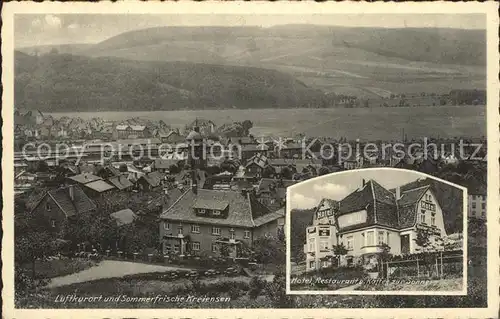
[198,209,206,215]
[212,210,221,216]
[46,202,52,211]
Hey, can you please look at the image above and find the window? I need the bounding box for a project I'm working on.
[319,240,329,252]
[198,209,206,215]
[191,225,200,233]
[212,210,221,216]
[212,227,221,235]
[366,231,374,246]
[211,243,218,253]
[230,229,235,240]
[191,242,200,251]
[387,232,390,246]
[164,244,171,253]
[173,244,180,253]
[346,256,354,266]
[420,210,426,224]
[244,230,250,239]
[346,235,354,250]
[164,222,170,230]
[377,231,385,245]
[472,202,476,209]
[472,210,476,216]
[308,238,316,252]
[309,261,315,269]
[482,211,485,217]
[177,225,183,235]
[321,260,329,268]
[51,219,56,228]
[46,202,52,211]
[482,203,486,210]
[431,213,436,226]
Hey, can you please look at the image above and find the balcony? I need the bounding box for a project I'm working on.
[163,233,185,239]
[216,237,240,245]
[360,245,386,254]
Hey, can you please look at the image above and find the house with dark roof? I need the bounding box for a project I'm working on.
[304,179,449,272]
[30,185,96,230]
[245,153,271,178]
[152,159,183,173]
[137,171,165,191]
[107,175,134,191]
[186,118,216,136]
[159,187,284,257]
[256,178,297,210]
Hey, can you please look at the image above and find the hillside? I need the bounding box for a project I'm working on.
[86,25,486,66]
[14,51,334,112]
[76,25,486,97]
[290,207,316,261]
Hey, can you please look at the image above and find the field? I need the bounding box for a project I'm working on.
[48,105,486,140]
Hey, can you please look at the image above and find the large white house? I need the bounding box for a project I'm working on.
[304,179,448,272]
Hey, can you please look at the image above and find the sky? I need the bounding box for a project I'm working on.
[14,14,486,47]
[289,169,431,210]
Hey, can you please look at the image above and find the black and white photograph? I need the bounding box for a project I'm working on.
[2,2,498,318]
[286,168,467,295]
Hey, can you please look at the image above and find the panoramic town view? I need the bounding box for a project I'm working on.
[288,169,466,294]
[12,13,488,309]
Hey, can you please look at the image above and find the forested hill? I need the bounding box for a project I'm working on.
[14,51,334,112]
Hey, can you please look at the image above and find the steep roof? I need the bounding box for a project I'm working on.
[336,179,435,231]
[140,171,164,187]
[68,173,102,185]
[38,185,96,217]
[110,208,137,227]
[186,130,203,141]
[254,208,284,227]
[107,175,134,190]
[84,180,115,193]
[160,189,272,228]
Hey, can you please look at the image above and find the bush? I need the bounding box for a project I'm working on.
[249,276,267,299]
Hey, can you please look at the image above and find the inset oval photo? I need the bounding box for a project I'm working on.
[286,168,467,295]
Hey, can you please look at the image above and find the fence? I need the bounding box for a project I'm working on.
[386,253,463,279]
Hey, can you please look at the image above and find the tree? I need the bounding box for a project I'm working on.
[281,166,294,180]
[262,165,276,178]
[265,268,295,308]
[332,243,348,267]
[15,213,63,279]
[249,276,267,299]
[241,120,253,136]
[252,236,285,265]
[168,164,180,174]
[318,166,330,176]
[413,227,444,277]
[377,243,392,277]
[34,160,49,172]
[219,244,231,258]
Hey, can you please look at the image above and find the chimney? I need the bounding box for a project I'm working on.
[68,185,75,201]
[395,186,401,200]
